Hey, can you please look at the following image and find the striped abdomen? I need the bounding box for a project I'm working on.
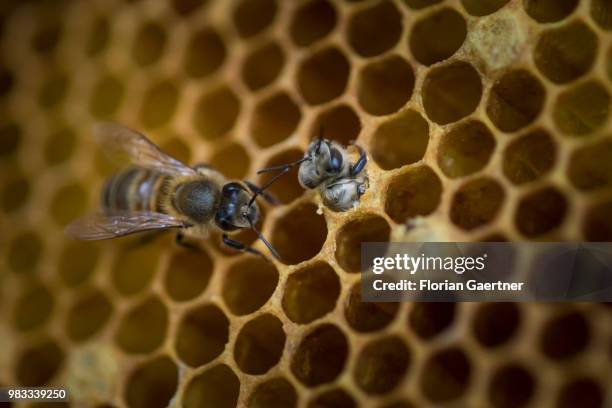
[101,167,169,213]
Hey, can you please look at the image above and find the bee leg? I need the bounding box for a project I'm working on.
[349,144,367,177]
[244,180,280,205]
[222,234,266,260]
[175,232,200,252]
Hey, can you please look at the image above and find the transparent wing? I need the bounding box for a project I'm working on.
[93,122,195,176]
[65,211,186,240]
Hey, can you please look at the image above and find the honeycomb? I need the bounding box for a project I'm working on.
[1,0,612,407]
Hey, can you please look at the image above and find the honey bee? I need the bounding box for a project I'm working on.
[257,131,368,211]
[65,122,279,259]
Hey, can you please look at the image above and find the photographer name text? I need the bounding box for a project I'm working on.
[372,279,524,292]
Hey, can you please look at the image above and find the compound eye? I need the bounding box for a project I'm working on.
[326,148,343,173]
[223,182,244,195]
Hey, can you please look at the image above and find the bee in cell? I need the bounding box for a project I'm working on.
[257,130,369,212]
[65,122,279,259]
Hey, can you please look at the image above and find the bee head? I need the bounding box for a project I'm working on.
[297,138,344,188]
[215,182,258,231]
[215,182,278,259]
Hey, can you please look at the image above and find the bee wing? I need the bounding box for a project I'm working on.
[93,122,195,176]
[65,211,186,240]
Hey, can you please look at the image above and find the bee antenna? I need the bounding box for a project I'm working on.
[256,156,309,175]
[247,166,288,207]
[249,218,280,260]
[248,155,309,207]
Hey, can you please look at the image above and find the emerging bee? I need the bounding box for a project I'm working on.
[258,132,368,211]
[65,122,279,259]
